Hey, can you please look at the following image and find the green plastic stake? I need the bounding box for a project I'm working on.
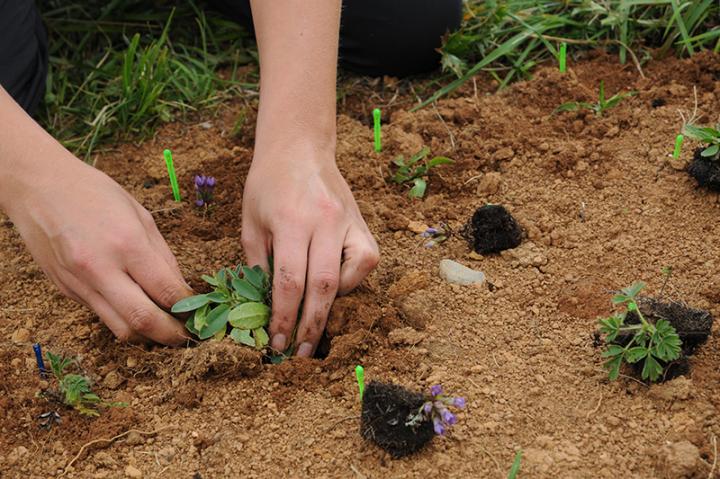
[673,134,684,159]
[559,43,567,73]
[507,450,522,479]
[355,365,365,401]
[372,108,382,152]
[163,149,181,202]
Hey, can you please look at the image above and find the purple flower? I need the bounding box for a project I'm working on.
[423,402,433,415]
[432,416,446,435]
[194,175,206,188]
[195,199,205,207]
[440,408,457,425]
[452,397,466,409]
[194,174,216,207]
[430,385,443,397]
[206,177,216,188]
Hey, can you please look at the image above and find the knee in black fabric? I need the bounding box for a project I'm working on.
[0,0,48,115]
[339,0,463,77]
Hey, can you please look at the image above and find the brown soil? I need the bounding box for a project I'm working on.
[2,50,720,478]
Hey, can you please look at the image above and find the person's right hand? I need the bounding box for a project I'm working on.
[4,155,192,345]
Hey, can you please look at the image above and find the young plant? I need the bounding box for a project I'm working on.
[405,384,466,435]
[171,264,272,349]
[45,352,124,417]
[555,81,636,117]
[194,175,217,207]
[392,147,453,198]
[682,123,720,161]
[598,282,682,382]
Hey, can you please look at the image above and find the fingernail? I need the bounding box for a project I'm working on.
[271,334,286,352]
[296,342,313,358]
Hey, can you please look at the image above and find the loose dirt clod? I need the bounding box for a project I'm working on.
[464,205,523,254]
[687,147,720,190]
[360,381,434,458]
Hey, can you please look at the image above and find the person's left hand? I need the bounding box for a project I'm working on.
[241,140,379,357]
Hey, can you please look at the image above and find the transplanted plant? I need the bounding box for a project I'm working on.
[45,352,125,417]
[555,81,636,117]
[392,147,453,198]
[682,123,720,161]
[598,282,682,382]
[171,264,272,349]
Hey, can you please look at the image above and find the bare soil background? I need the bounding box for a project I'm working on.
[1,51,720,478]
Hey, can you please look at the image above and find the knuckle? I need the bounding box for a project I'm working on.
[310,272,339,295]
[157,282,182,308]
[66,246,99,274]
[360,247,380,271]
[127,307,155,333]
[275,268,301,295]
[317,198,343,221]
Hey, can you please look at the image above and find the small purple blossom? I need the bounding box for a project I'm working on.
[452,397,466,409]
[432,416,446,435]
[420,224,448,248]
[440,408,457,425]
[423,402,433,415]
[430,384,443,397]
[194,175,216,207]
[406,384,466,436]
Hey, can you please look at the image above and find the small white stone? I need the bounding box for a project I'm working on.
[439,259,486,285]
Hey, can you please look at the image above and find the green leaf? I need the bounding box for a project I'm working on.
[598,80,605,104]
[621,281,645,299]
[553,102,580,114]
[206,292,229,303]
[228,302,270,329]
[641,354,663,382]
[243,266,265,290]
[231,278,262,302]
[230,328,255,347]
[254,327,269,348]
[683,124,720,143]
[408,147,430,165]
[201,274,219,286]
[409,178,427,198]
[605,355,623,381]
[193,304,210,331]
[427,156,454,168]
[625,346,648,363]
[198,304,230,340]
[171,294,210,313]
[392,156,406,167]
[701,144,719,157]
[601,344,624,358]
[185,315,199,335]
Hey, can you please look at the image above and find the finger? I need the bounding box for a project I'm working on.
[338,227,380,295]
[294,232,343,357]
[268,231,309,352]
[98,272,190,346]
[241,224,270,272]
[126,247,194,311]
[136,206,186,280]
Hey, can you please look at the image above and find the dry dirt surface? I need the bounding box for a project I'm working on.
[2,51,720,478]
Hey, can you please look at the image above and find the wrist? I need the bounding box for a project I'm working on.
[251,113,337,167]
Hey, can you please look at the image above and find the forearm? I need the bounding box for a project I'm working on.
[249,0,341,159]
[0,86,76,215]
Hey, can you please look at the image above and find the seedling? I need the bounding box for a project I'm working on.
[172,264,272,349]
[598,282,682,382]
[163,149,181,202]
[43,351,125,417]
[405,384,466,436]
[373,108,382,152]
[682,123,720,161]
[392,147,453,198]
[554,81,636,117]
[194,175,216,207]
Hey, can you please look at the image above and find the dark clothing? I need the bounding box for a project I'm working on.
[1,0,461,115]
[0,0,47,114]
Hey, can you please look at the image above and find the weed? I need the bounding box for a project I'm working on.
[172,265,272,349]
[44,352,125,417]
[682,123,720,160]
[598,282,682,382]
[555,81,636,116]
[392,147,453,198]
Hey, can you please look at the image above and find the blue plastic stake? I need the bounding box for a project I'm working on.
[355,365,365,401]
[33,343,47,378]
[372,108,382,152]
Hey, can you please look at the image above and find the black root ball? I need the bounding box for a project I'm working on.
[688,148,720,191]
[464,204,523,254]
[360,381,434,458]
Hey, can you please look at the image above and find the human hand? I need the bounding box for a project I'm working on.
[4,156,192,345]
[241,140,379,357]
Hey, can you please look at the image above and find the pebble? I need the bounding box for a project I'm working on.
[439,259,486,286]
[124,465,142,478]
[102,371,124,390]
[11,328,31,344]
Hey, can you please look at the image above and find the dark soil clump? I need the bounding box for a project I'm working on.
[360,381,434,458]
[621,297,713,381]
[464,204,523,254]
[688,147,720,191]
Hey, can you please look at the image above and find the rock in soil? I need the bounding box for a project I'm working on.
[11,328,31,344]
[463,204,523,254]
[654,440,701,479]
[360,381,434,458]
[687,147,720,190]
[439,259,486,285]
[388,327,426,346]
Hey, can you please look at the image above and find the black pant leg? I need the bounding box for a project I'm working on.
[204,0,462,77]
[0,0,48,114]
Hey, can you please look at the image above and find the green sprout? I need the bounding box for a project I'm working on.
[392,147,453,198]
[682,123,720,161]
[555,81,636,117]
[45,352,125,417]
[598,282,682,383]
[172,264,272,349]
